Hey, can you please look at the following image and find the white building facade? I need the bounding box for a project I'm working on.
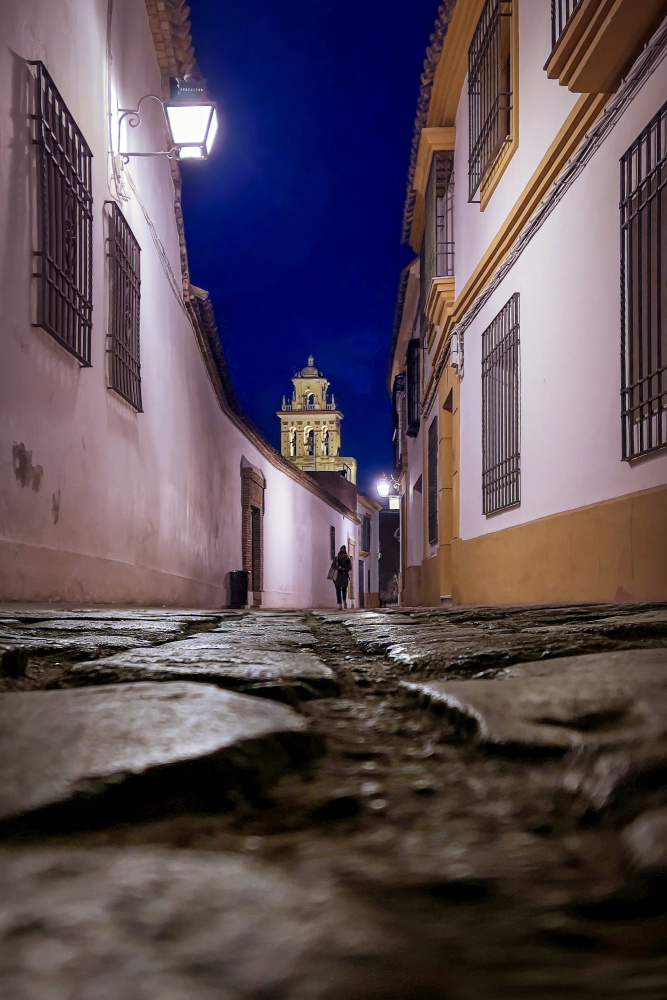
[0,0,359,608]
[390,0,667,606]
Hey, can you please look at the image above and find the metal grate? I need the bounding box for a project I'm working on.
[30,62,93,365]
[392,373,406,473]
[360,515,371,553]
[550,0,583,52]
[406,339,421,437]
[620,100,667,460]
[468,0,512,202]
[106,202,142,411]
[482,293,520,514]
[420,151,455,318]
[427,415,438,545]
[330,525,336,560]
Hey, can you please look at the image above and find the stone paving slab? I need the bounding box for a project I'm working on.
[0,682,317,823]
[0,608,223,623]
[338,607,667,675]
[60,638,339,700]
[0,848,444,1000]
[402,649,667,754]
[0,619,193,643]
[0,632,155,668]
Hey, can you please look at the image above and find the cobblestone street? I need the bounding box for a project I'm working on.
[1,602,667,999]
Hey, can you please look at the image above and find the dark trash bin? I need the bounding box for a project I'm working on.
[229,570,249,608]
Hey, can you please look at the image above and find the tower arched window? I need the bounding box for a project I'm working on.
[305,428,315,456]
[322,428,329,456]
[289,428,297,456]
[307,393,315,407]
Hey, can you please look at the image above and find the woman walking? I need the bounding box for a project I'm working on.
[329,545,352,609]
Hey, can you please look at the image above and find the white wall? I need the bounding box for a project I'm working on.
[456,19,667,541]
[0,0,352,607]
[454,0,580,297]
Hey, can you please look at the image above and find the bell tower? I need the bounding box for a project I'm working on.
[277,356,357,483]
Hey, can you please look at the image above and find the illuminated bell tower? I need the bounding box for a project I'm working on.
[277,356,357,483]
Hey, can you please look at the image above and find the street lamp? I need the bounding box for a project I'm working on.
[376,474,391,498]
[376,473,400,499]
[118,77,219,162]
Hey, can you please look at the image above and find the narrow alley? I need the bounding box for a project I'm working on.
[1,602,667,998]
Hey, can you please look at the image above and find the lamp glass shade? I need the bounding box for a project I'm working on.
[376,477,391,498]
[178,146,204,159]
[205,109,219,153]
[165,102,218,159]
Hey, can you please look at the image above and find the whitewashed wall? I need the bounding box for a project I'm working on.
[453,6,667,542]
[0,0,353,607]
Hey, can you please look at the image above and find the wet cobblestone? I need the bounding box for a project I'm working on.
[1,601,666,998]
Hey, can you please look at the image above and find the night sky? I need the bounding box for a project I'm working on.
[179,1,438,495]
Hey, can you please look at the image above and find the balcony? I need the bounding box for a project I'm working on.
[546,0,667,94]
[281,401,337,411]
[551,0,583,52]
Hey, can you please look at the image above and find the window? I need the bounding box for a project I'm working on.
[406,339,421,437]
[322,428,330,455]
[305,428,315,456]
[621,101,667,460]
[420,150,455,317]
[360,515,371,554]
[30,62,93,365]
[468,0,513,202]
[392,373,406,473]
[330,526,336,560]
[550,0,583,51]
[427,415,438,545]
[482,293,520,514]
[106,203,142,411]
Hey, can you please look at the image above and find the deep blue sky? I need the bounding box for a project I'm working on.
[180,0,437,495]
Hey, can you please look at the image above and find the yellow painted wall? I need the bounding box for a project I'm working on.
[451,484,667,606]
[402,564,423,607]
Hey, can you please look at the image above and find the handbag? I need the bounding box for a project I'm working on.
[327,563,339,581]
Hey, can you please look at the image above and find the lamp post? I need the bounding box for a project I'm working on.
[118,76,219,162]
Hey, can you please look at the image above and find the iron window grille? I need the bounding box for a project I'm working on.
[419,150,455,319]
[29,61,93,365]
[392,373,406,473]
[106,202,142,411]
[406,339,421,437]
[427,415,439,545]
[550,0,583,52]
[620,100,667,460]
[330,526,336,560]
[360,515,371,554]
[468,0,513,202]
[482,293,520,514]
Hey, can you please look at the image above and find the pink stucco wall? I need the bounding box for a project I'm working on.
[0,0,356,607]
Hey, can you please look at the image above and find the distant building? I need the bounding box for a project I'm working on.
[389,0,667,606]
[278,357,357,484]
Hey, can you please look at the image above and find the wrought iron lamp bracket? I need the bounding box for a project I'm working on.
[117,94,176,163]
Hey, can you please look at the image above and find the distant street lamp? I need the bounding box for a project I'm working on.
[118,76,219,162]
[376,473,399,499]
[376,474,391,498]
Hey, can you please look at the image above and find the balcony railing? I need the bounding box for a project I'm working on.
[281,401,336,411]
[551,0,583,51]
